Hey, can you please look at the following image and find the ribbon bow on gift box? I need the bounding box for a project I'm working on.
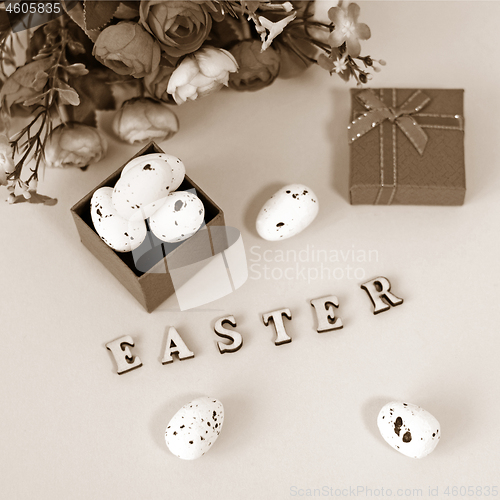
[348,89,464,204]
[349,89,435,154]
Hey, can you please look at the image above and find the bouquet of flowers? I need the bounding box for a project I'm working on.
[0,0,382,205]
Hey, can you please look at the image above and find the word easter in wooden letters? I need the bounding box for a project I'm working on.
[106,276,403,374]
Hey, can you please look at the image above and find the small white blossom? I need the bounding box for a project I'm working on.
[333,55,348,74]
[257,12,297,51]
[0,134,14,186]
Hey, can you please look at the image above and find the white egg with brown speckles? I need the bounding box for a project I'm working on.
[165,397,224,460]
[160,153,185,191]
[112,159,173,221]
[149,191,204,243]
[256,184,319,241]
[91,187,147,252]
[121,153,185,191]
[377,401,441,458]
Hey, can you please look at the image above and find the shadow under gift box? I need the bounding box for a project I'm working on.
[70,141,230,313]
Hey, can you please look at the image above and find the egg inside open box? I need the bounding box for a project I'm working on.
[70,141,226,312]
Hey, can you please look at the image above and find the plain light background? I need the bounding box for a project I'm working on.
[1,1,499,498]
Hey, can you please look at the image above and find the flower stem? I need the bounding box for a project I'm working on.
[292,19,332,30]
[283,35,317,64]
[290,32,331,53]
[58,105,70,123]
[240,15,252,39]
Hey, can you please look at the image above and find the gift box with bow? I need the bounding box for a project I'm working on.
[349,88,465,205]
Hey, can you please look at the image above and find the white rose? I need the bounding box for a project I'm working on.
[167,47,238,105]
[45,123,107,168]
[112,98,179,144]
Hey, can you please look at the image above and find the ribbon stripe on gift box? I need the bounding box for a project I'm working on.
[349,88,465,205]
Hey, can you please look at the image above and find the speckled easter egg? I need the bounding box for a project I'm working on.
[149,191,205,243]
[112,159,173,221]
[256,184,319,241]
[121,153,185,191]
[377,402,441,458]
[90,187,147,252]
[165,397,224,460]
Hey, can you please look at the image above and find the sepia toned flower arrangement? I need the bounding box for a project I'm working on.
[0,0,382,204]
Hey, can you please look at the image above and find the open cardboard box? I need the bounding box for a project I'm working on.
[71,142,225,312]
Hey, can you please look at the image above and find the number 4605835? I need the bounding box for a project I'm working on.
[443,486,498,496]
[6,2,61,15]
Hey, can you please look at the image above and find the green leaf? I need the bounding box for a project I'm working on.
[67,40,86,55]
[33,71,50,91]
[57,88,81,106]
[64,63,89,77]
[84,0,120,31]
[22,94,47,107]
[64,1,100,42]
